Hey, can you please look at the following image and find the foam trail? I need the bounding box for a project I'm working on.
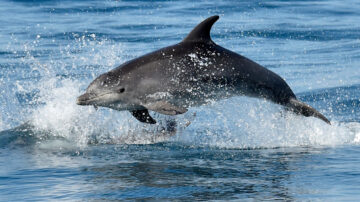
[172,97,360,149]
[4,71,359,150]
[13,80,360,150]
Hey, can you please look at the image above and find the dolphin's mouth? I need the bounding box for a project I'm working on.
[76,92,113,105]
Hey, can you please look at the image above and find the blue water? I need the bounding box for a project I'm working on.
[1,0,360,200]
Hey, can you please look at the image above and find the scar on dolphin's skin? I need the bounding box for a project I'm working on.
[77,15,330,125]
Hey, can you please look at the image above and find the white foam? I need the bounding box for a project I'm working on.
[26,80,360,149]
[4,33,359,149]
[27,78,184,148]
[172,97,360,149]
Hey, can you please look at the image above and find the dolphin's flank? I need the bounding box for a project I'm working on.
[77,15,331,125]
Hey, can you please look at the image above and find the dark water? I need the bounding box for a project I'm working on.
[1,0,360,201]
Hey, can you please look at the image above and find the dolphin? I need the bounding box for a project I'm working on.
[77,15,330,125]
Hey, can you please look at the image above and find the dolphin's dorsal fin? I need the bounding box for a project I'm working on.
[182,15,219,43]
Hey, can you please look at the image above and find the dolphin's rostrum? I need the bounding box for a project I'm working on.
[77,16,330,125]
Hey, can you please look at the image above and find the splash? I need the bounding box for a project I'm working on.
[20,83,360,149]
[26,78,187,148]
[173,97,360,149]
[1,30,359,150]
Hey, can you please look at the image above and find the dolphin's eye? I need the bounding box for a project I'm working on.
[118,88,125,93]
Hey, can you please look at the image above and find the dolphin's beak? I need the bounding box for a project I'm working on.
[77,92,114,106]
[76,93,93,105]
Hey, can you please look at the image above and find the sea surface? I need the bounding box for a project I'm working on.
[1,0,360,201]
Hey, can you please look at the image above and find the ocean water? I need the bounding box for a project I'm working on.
[1,0,360,200]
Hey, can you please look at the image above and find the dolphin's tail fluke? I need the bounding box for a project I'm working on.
[286,98,331,125]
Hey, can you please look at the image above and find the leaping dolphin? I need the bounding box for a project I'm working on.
[77,15,330,125]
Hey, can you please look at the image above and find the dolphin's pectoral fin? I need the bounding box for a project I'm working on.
[145,101,188,115]
[130,109,156,124]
